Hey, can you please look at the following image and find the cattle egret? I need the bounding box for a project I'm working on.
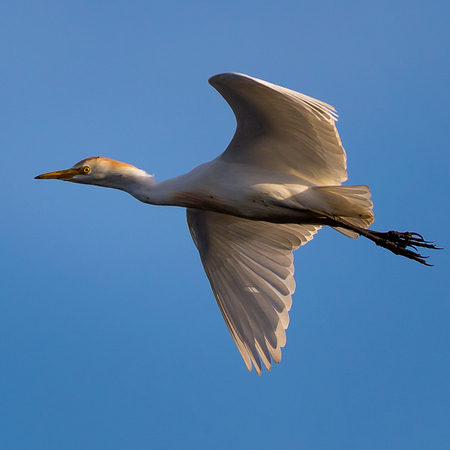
[36,73,437,374]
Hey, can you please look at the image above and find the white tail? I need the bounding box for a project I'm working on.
[311,185,374,238]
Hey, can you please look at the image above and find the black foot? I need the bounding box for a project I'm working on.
[370,230,440,266]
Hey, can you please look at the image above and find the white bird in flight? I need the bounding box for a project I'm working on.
[36,73,437,374]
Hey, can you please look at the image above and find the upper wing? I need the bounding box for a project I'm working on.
[209,73,347,186]
[186,208,321,374]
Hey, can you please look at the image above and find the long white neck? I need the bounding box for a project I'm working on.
[102,168,193,207]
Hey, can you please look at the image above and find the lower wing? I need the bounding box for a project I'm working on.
[186,208,321,374]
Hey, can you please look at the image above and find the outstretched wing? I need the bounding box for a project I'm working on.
[209,73,347,186]
[186,208,321,374]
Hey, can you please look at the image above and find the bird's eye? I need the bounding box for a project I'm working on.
[82,166,91,174]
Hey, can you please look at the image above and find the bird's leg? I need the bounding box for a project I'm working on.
[330,218,440,266]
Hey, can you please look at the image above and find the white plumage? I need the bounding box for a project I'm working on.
[36,73,436,374]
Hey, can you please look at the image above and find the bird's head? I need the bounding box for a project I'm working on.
[35,156,148,189]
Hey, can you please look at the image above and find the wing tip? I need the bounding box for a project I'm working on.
[208,72,254,88]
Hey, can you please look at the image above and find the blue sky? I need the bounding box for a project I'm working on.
[1,1,449,449]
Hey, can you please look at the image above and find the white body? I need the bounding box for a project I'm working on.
[134,161,317,219]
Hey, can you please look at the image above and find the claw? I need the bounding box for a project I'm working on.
[331,217,440,266]
[379,230,440,265]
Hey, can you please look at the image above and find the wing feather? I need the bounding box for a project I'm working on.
[187,208,320,374]
[209,73,347,186]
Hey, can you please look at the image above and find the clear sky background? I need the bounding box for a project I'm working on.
[1,1,449,449]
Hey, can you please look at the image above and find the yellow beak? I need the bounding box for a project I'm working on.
[35,168,84,180]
